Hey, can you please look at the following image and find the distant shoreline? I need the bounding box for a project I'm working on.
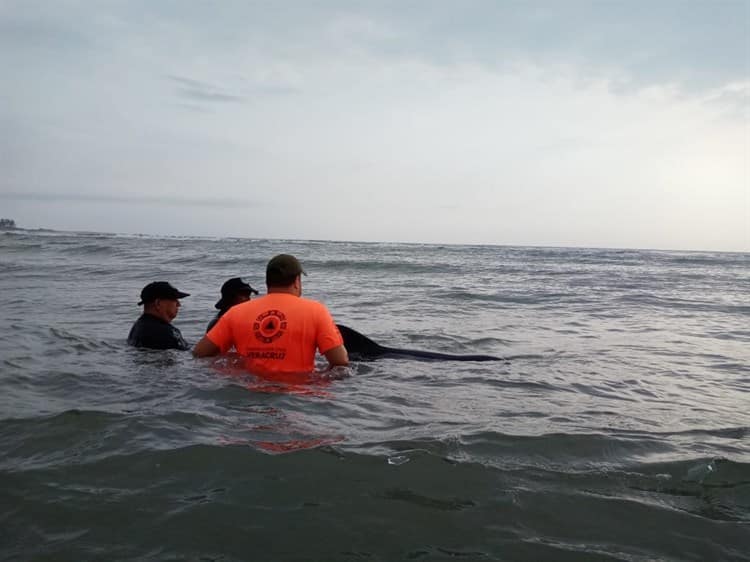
[1,226,57,233]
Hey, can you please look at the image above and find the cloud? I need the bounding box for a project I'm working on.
[701,81,750,119]
[168,75,245,104]
[167,74,300,108]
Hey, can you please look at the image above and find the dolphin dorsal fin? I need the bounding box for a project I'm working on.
[336,324,386,358]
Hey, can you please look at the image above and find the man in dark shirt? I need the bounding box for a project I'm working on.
[128,281,190,350]
[206,277,259,333]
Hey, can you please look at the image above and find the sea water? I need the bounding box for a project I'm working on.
[1,230,748,561]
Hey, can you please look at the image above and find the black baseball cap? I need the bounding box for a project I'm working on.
[266,254,307,287]
[138,281,190,305]
[215,277,259,310]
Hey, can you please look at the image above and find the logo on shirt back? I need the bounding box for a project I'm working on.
[253,309,287,344]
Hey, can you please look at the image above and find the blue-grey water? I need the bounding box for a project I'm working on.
[1,230,748,561]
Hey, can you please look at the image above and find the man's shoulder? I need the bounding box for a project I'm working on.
[225,295,330,318]
[297,297,335,320]
[130,313,159,331]
[135,313,167,325]
[236,294,327,310]
[224,298,262,318]
[129,314,168,338]
[128,313,188,350]
[300,297,328,309]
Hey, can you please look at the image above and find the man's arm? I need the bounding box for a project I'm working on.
[323,344,349,367]
[192,335,221,358]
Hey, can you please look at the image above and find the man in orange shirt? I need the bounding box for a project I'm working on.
[192,254,348,375]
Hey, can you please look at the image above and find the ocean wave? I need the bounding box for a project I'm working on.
[617,293,750,315]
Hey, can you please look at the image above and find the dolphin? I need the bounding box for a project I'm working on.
[337,324,502,362]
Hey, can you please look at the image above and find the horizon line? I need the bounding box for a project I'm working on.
[3,224,747,255]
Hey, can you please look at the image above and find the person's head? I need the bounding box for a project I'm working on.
[266,254,306,295]
[138,281,189,323]
[215,277,259,312]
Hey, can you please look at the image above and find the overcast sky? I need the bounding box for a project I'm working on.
[1,1,748,251]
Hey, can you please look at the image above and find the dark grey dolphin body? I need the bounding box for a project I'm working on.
[337,324,502,362]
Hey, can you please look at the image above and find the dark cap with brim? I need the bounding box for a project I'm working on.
[215,277,259,310]
[138,281,190,305]
[266,254,307,287]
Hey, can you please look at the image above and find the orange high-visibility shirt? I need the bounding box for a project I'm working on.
[206,293,343,375]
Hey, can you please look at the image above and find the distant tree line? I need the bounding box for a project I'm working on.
[0,218,17,229]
